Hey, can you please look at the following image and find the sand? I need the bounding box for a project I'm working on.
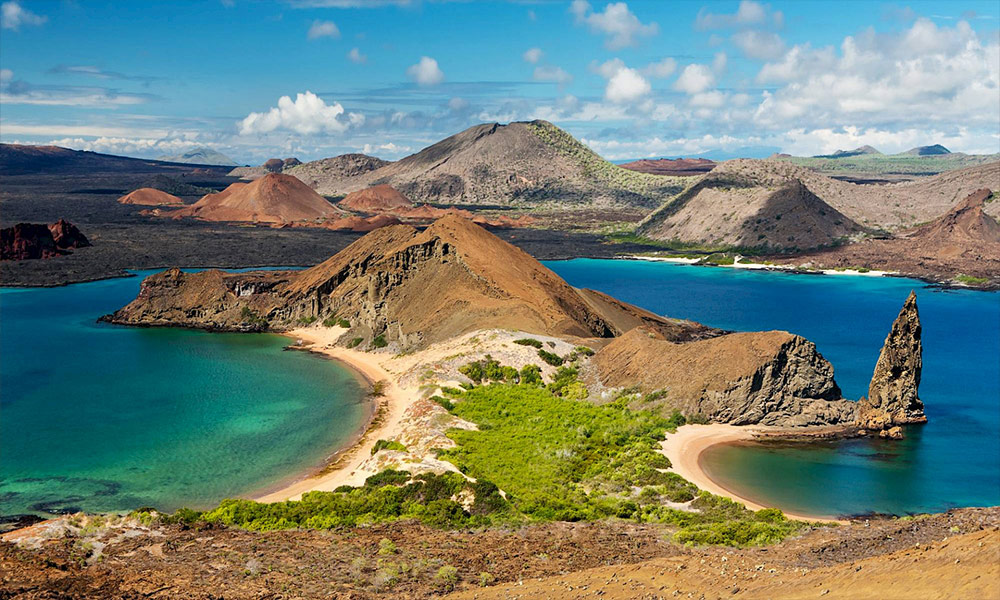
[660,424,845,523]
[254,327,418,502]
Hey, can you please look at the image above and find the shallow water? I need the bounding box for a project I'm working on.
[0,270,367,518]
[545,259,1000,517]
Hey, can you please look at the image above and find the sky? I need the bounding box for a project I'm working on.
[1,0,998,164]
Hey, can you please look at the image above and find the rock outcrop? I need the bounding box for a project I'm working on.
[1,219,90,261]
[856,291,926,431]
[592,327,858,426]
[107,215,720,346]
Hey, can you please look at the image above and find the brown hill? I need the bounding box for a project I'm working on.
[0,143,231,176]
[339,184,413,213]
[107,215,718,347]
[298,121,687,211]
[638,167,865,250]
[283,153,391,185]
[642,159,1000,238]
[618,158,716,177]
[777,189,1000,285]
[118,188,184,206]
[591,327,857,426]
[167,173,343,224]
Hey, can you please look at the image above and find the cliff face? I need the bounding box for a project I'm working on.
[108,215,717,348]
[592,327,857,426]
[857,292,926,430]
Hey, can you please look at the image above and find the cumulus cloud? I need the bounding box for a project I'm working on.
[1,1,46,30]
[605,67,650,103]
[522,47,543,64]
[307,20,340,40]
[533,65,573,86]
[642,57,676,78]
[673,64,714,94]
[238,91,363,136]
[347,47,367,63]
[695,0,782,30]
[570,0,658,49]
[752,18,1000,130]
[406,56,444,86]
[732,30,785,60]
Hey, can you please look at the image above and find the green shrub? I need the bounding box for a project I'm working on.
[322,315,340,327]
[239,307,268,327]
[513,338,543,348]
[371,439,407,455]
[377,538,397,555]
[337,318,351,328]
[435,565,459,591]
[430,395,455,411]
[371,335,388,349]
[519,364,542,385]
[537,349,563,366]
[574,346,595,357]
[346,337,363,348]
[296,315,317,325]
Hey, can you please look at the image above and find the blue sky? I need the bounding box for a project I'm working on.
[1,0,998,163]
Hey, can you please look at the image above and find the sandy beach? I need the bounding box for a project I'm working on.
[255,327,419,502]
[660,424,846,523]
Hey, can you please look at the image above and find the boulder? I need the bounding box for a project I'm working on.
[857,291,926,430]
[1,219,89,261]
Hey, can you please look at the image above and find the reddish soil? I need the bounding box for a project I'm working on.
[117,188,184,206]
[618,158,716,177]
[167,173,344,224]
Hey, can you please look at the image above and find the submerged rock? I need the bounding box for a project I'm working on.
[857,291,926,432]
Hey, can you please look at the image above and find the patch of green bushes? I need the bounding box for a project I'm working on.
[296,315,317,325]
[513,338,543,348]
[371,335,388,349]
[537,349,564,366]
[346,337,363,348]
[239,306,269,327]
[372,439,407,455]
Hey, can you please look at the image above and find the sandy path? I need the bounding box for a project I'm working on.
[254,328,418,502]
[660,424,845,523]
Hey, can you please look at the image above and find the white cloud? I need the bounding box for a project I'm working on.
[732,30,785,60]
[522,47,543,64]
[642,57,676,78]
[570,0,658,49]
[448,97,469,111]
[752,18,1000,131]
[0,68,12,81]
[238,91,363,136]
[695,0,781,30]
[713,51,728,73]
[673,64,714,94]
[689,90,727,108]
[534,65,573,86]
[347,47,367,63]
[406,56,444,86]
[362,141,409,155]
[605,67,650,103]
[307,20,340,40]
[1,1,46,30]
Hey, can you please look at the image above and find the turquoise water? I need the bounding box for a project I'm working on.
[1,270,368,518]
[545,259,1000,517]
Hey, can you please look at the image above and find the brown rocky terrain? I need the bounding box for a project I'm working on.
[228,157,305,179]
[281,153,391,185]
[117,187,184,206]
[166,172,344,224]
[591,327,858,426]
[642,158,1000,240]
[1,219,90,261]
[296,121,687,212]
[618,157,716,176]
[777,189,1000,286]
[857,291,926,433]
[0,143,232,176]
[3,507,996,599]
[340,183,414,213]
[638,171,866,250]
[107,215,719,347]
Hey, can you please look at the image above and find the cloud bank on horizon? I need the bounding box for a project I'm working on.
[0,0,997,164]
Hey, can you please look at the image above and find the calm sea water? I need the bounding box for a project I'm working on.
[0,270,367,519]
[545,259,1000,517]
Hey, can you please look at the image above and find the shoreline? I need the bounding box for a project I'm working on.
[254,327,417,503]
[660,424,847,524]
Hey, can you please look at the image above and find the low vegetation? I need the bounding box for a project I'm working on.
[156,362,807,547]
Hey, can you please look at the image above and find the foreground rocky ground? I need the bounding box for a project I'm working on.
[3,507,997,599]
